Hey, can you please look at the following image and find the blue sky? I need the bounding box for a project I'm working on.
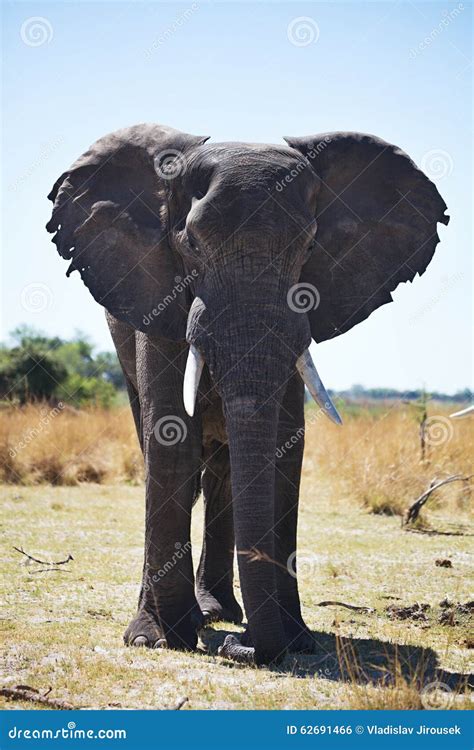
[2,1,472,392]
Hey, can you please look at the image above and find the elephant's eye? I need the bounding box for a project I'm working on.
[193,190,205,200]
[187,228,198,251]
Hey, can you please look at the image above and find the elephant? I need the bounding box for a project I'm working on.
[47,123,448,665]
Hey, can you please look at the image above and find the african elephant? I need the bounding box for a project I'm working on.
[47,123,448,665]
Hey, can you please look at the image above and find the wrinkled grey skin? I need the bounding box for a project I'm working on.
[47,124,448,665]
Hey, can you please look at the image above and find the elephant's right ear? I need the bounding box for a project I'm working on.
[46,123,209,339]
[285,132,449,343]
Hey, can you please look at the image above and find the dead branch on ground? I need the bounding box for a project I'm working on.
[404,475,473,525]
[0,686,78,710]
[13,547,73,566]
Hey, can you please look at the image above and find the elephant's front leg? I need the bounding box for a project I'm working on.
[274,374,315,652]
[196,441,243,624]
[124,336,202,651]
[237,374,314,655]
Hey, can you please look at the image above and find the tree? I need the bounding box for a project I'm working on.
[0,341,68,403]
[0,327,124,406]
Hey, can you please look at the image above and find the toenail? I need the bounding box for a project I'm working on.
[132,635,148,647]
[153,638,167,649]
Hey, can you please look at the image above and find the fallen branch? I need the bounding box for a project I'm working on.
[1,686,78,710]
[404,475,473,525]
[317,600,374,613]
[169,696,188,710]
[13,547,73,567]
[1,685,188,711]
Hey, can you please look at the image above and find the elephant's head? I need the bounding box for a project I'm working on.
[47,123,448,663]
[173,141,339,421]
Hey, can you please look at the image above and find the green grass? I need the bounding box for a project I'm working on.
[1,481,472,710]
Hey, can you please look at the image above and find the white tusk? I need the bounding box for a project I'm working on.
[296,349,342,426]
[183,344,205,417]
[449,404,474,419]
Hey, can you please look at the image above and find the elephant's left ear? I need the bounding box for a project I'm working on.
[47,123,209,338]
[284,132,449,343]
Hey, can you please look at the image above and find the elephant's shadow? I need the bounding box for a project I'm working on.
[200,627,473,689]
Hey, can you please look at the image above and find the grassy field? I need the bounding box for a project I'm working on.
[1,403,473,710]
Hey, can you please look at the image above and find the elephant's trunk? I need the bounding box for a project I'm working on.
[223,396,287,664]
[183,273,318,663]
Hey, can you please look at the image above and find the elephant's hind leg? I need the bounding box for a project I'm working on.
[196,441,243,624]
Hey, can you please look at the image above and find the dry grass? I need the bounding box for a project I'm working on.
[304,402,473,520]
[1,401,472,524]
[0,482,472,711]
[0,404,142,486]
[0,400,472,710]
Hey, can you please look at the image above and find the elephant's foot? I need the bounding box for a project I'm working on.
[124,608,165,649]
[285,625,316,653]
[196,585,243,625]
[218,634,255,664]
[218,630,287,666]
[282,615,316,653]
[240,619,315,653]
[124,604,202,651]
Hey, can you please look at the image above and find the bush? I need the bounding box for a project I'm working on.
[57,374,117,409]
[0,327,124,408]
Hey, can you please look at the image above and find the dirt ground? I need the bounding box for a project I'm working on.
[1,476,472,710]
